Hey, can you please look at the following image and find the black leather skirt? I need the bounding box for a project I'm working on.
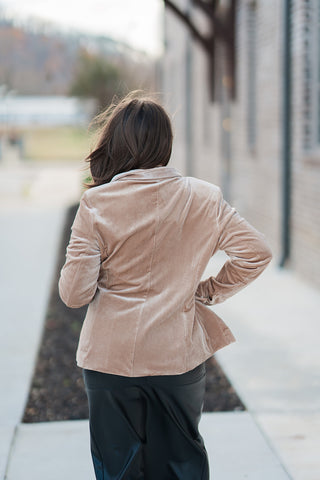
[83,362,209,480]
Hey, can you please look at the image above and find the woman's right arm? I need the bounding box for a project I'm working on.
[196,187,272,305]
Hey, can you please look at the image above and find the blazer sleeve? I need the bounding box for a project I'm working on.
[196,187,272,305]
[58,194,102,308]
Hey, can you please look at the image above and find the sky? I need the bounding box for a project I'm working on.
[1,0,164,56]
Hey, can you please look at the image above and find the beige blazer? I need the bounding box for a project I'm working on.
[59,166,272,376]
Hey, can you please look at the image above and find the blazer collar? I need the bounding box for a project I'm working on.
[110,166,182,183]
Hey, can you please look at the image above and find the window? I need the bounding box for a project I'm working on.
[303,0,320,152]
[314,0,320,145]
[246,1,257,153]
[302,1,313,151]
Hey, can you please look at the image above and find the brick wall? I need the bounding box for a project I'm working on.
[230,0,282,260]
[162,0,320,288]
[291,0,320,287]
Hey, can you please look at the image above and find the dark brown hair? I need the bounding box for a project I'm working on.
[85,91,173,188]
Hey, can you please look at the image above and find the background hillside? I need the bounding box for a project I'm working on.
[0,15,154,96]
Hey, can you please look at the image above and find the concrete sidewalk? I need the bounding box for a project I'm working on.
[2,160,318,479]
[5,413,291,480]
[207,254,320,480]
[0,160,82,479]
[0,207,65,479]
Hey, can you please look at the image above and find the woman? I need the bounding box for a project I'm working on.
[59,91,272,479]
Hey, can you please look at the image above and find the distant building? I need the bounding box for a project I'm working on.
[0,95,94,127]
[162,0,320,288]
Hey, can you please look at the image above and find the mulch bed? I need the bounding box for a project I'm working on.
[23,204,245,423]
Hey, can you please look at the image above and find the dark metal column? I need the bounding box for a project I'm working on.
[280,0,292,267]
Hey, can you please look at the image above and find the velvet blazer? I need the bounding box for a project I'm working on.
[58,166,272,376]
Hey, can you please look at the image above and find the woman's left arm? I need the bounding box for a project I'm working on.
[58,194,102,308]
